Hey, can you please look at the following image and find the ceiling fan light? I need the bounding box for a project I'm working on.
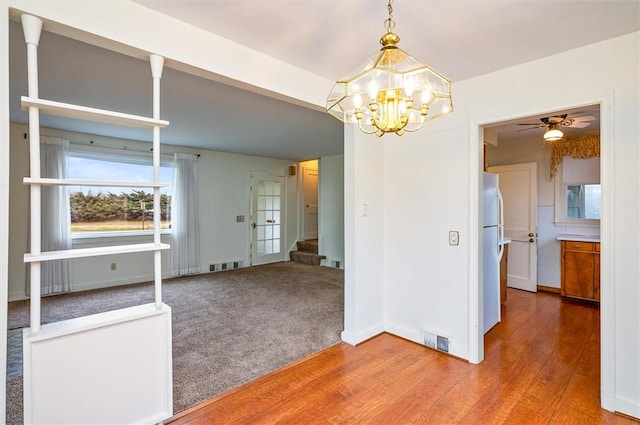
[544,124,563,142]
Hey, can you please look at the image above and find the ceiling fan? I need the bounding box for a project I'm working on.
[517,113,597,142]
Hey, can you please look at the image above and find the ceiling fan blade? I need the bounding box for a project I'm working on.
[569,122,592,129]
[570,114,597,122]
[517,123,543,126]
[517,127,541,132]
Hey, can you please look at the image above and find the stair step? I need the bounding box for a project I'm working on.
[290,250,326,266]
[296,239,319,254]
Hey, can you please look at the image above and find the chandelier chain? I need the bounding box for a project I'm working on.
[384,0,395,32]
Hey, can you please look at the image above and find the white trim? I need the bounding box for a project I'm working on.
[468,123,482,364]
[599,92,615,411]
[0,4,10,420]
[340,323,384,347]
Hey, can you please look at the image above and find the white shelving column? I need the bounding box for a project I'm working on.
[150,54,164,309]
[22,14,43,333]
[20,14,173,424]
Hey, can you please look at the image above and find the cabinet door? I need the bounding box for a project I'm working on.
[562,250,595,300]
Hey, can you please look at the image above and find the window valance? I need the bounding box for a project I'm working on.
[550,134,600,178]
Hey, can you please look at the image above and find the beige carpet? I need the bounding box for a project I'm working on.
[5,262,344,424]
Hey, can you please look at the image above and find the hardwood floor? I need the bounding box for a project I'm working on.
[167,289,638,425]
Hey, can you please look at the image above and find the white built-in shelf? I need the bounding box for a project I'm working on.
[23,177,168,188]
[24,243,170,263]
[21,96,169,129]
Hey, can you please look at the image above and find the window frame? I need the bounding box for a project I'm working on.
[553,161,600,228]
[67,145,174,239]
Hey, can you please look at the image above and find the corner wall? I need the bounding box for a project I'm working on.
[319,154,344,268]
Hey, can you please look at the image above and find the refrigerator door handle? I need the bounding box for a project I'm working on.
[497,190,505,261]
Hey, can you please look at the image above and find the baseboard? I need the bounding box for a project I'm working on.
[537,284,561,294]
[10,273,174,302]
[385,320,469,361]
[341,323,384,346]
[615,397,640,420]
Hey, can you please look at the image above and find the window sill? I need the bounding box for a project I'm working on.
[554,220,600,228]
[72,230,171,245]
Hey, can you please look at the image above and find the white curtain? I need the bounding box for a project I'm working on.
[171,153,201,276]
[40,136,72,294]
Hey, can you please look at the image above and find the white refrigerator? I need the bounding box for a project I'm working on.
[483,172,504,334]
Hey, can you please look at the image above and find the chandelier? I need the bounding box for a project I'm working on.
[326,0,453,137]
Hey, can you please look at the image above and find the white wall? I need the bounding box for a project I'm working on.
[379,32,639,416]
[8,123,296,300]
[319,154,344,268]
[342,126,385,345]
[486,132,601,288]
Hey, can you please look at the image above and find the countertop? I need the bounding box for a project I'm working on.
[499,238,511,245]
[557,234,601,243]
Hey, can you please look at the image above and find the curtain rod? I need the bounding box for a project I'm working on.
[23,132,200,157]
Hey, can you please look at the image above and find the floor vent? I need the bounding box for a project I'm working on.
[209,261,243,272]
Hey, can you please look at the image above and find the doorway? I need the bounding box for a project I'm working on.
[250,174,286,265]
[478,104,604,397]
[487,162,538,292]
[301,162,319,241]
[483,105,601,297]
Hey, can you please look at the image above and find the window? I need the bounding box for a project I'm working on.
[554,157,600,225]
[567,184,601,219]
[68,149,173,235]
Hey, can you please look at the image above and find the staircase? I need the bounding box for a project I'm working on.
[290,239,326,266]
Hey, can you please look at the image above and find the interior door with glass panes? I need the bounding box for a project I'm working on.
[250,174,285,265]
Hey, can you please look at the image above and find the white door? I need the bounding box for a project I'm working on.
[250,175,285,265]
[303,167,318,240]
[488,163,537,292]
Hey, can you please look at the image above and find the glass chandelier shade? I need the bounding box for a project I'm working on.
[326,3,453,137]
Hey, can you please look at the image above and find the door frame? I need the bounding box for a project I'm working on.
[302,165,319,241]
[248,173,287,266]
[468,93,614,411]
[488,162,538,292]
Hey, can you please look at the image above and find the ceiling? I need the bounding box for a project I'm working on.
[9,1,639,159]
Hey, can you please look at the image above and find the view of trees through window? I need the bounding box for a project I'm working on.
[68,154,173,233]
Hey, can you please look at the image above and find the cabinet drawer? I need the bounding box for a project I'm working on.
[565,241,594,251]
[595,243,600,252]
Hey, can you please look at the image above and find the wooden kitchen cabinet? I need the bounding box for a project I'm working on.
[561,240,600,303]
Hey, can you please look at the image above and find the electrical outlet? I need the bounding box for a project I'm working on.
[110,262,117,271]
[449,231,459,246]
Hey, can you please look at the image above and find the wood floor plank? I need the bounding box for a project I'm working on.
[166,289,639,425]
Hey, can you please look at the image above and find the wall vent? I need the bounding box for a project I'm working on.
[209,260,243,272]
[422,328,450,354]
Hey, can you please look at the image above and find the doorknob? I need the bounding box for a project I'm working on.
[252,222,257,229]
[529,238,535,243]
[528,232,534,237]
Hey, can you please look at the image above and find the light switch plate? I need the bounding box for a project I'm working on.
[449,231,459,246]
